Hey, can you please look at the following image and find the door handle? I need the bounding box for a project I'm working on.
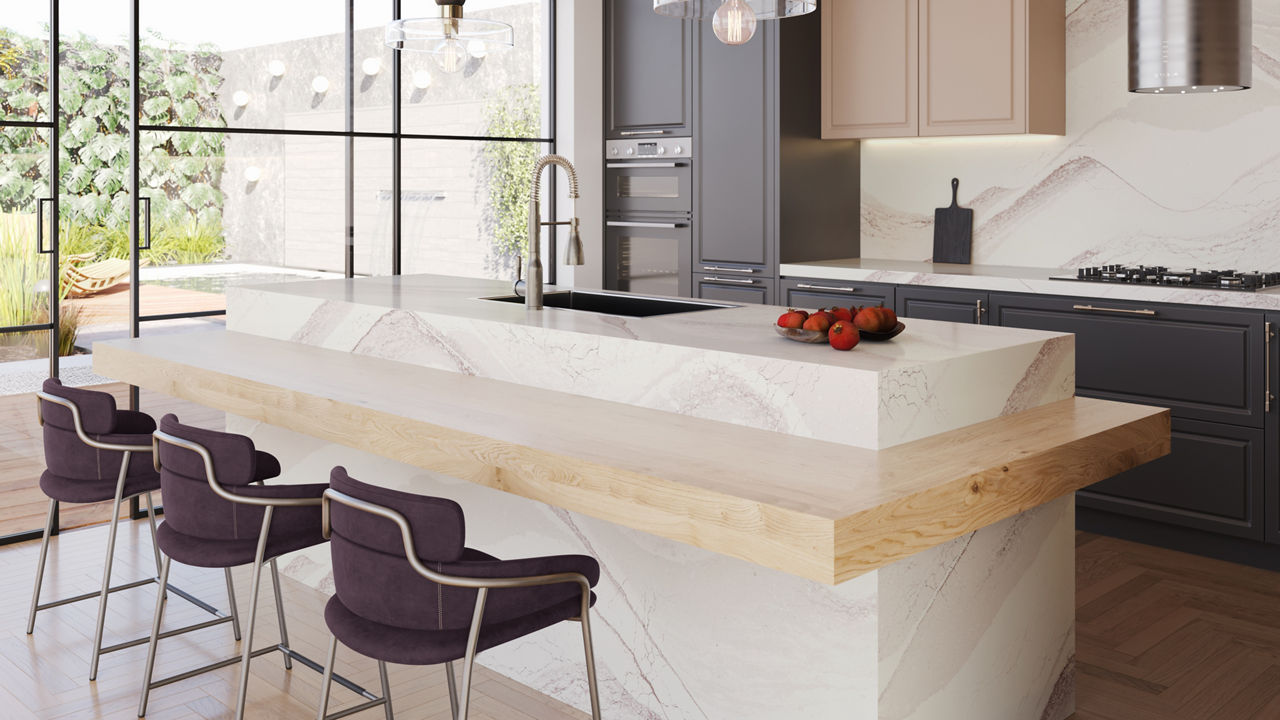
[607,162,688,169]
[619,130,666,136]
[701,266,755,274]
[1071,304,1156,316]
[1267,322,1275,413]
[703,276,757,285]
[36,198,53,254]
[796,283,858,293]
[139,197,152,251]
[606,221,687,229]
[975,298,986,323]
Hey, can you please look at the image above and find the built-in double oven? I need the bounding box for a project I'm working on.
[604,137,693,298]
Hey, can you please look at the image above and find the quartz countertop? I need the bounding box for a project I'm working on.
[226,274,1075,450]
[780,258,1280,311]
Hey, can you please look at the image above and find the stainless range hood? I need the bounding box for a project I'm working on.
[1129,0,1252,94]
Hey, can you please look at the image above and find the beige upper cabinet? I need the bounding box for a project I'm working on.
[822,0,1064,140]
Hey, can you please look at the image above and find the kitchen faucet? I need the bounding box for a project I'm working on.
[515,154,583,309]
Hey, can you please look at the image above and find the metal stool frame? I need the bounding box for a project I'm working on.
[28,391,239,682]
[139,430,374,719]
[317,489,603,720]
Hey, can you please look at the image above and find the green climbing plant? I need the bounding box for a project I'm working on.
[0,27,227,262]
[481,84,541,260]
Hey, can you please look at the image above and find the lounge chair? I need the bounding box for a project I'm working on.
[64,258,149,298]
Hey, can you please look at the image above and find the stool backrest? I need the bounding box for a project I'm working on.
[328,467,472,631]
[155,414,269,541]
[39,378,140,482]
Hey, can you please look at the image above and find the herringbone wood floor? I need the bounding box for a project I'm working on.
[5,510,1280,717]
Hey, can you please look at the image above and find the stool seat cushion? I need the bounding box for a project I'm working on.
[39,467,161,504]
[323,548,598,666]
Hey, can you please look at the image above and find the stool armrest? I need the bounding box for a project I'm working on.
[153,429,321,508]
[322,489,592,594]
[37,391,152,454]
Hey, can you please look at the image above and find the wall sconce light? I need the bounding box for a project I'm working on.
[312,75,330,94]
[412,69,433,90]
[268,60,286,77]
[362,57,382,76]
[244,166,262,183]
[232,90,251,108]
[467,40,488,59]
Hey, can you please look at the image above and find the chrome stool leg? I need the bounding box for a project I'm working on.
[316,634,338,720]
[224,568,243,642]
[580,608,603,720]
[378,660,393,720]
[445,661,459,718]
[233,508,272,720]
[90,454,131,681]
[26,499,57,635]
[456,588,489,720]
[269,557,293,670]
[138,555,172,718]
[144,492,163,578]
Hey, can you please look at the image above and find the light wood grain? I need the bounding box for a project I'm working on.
[94,331,1168,585]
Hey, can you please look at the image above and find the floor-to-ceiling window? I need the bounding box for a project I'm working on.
[0,0,554,542]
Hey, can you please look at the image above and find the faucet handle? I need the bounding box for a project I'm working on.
[513,255,526,297]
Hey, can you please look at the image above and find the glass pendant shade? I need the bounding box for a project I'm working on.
[386,1,514,62]
[653,0,816,22]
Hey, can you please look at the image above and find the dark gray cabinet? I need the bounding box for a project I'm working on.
[1078,418,1265,540]
[696,276,774,305]
[694,20,772,273]
[989,293,1265,428]
[780,277,894,310]
[896,287,989,325]
[605,0,694,138]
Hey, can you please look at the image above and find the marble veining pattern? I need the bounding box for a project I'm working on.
[226,275,1074,450]
[859,0,1280,272]
[235,416,1074,720]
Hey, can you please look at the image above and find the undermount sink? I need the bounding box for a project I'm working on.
[483,290,736,318]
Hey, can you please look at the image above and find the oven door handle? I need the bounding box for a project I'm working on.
[606,162,689,169]
[607,221,688,229]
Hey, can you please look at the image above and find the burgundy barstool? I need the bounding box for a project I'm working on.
[317,467,604,720]
[28,379,238,681]
[140,414,373,720]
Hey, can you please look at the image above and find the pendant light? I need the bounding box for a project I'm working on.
[1129,0,1251,94]
[654,0,817,47]
[386,0,514,74]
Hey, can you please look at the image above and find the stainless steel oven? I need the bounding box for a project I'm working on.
[605,219,691,297]
[605,137,693,297]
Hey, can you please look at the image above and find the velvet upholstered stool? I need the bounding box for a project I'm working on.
[317,467,604,720]
[29,380,235,681]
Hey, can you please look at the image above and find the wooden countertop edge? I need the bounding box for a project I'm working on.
[94,338,1170,586]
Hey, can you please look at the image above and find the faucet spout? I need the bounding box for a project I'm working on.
[520,154,583,310]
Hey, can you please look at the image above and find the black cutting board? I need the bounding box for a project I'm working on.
[933,178,973,264]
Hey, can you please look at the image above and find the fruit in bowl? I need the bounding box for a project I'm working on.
[829,306,854,323]
[777,309,809,329]
[854,305,898,334]
[802,313,831,333]
[828,321,860,351]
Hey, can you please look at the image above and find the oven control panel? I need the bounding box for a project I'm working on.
[606,137,692,160]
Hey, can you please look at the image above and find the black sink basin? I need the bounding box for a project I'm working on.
[483,290,735,318]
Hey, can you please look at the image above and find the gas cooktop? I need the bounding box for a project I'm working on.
[1051,265,1280,292]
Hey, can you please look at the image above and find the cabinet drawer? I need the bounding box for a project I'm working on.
[1078,418,1264,540]
[895,286,989,324]
[780,278,894,310]
[697,275,774,305]
[990,293,1266,427]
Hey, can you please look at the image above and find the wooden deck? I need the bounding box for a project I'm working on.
[68,283,226,327]
[0,383,223,539]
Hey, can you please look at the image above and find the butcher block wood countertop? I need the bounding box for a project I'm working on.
[94,330,1169,585]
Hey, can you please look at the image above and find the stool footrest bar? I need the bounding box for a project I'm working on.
[99,615,234,656]
[323,697,389,720]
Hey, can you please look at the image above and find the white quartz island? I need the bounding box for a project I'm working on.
[93,275,1168,720]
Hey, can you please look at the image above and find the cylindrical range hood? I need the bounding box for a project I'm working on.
[1129,0,1252,94]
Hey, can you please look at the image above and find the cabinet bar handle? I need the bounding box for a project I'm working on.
[701,266,755,274]
[1267,322,1275,413]
[606,162,688,169]
[606,221,687,229]
[1071,304,1156,316]
[975,298,985,323]
[619,130,666,136]
[796,283,858,293]
[703,276,756,285]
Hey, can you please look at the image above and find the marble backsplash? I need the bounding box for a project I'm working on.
[860,0,1280,270]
